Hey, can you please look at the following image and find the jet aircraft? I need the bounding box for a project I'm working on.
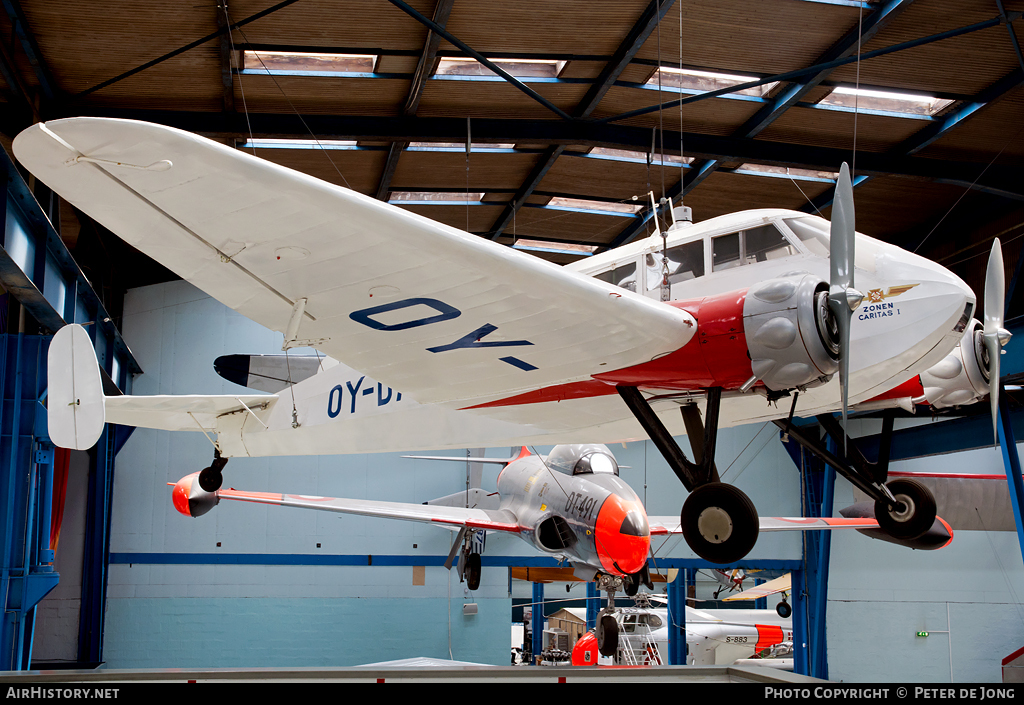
[168,442,943,656]
[15,117,1008,567]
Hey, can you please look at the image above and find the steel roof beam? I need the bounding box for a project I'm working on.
[488,0,676,239]
[1,0,57,101]
[375,0,455,202]
[75,0,303,98]
[386,0,572,120]
[600,10,1021,124]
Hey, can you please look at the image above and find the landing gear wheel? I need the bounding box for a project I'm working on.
[597,614,619,657]
[874,478,936,540]
[776,600,792,619]
[624,574,639,597]
[198,467,223,492]
[681,482,759,564]
[465,552,481,591]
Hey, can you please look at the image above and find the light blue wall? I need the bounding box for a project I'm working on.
[827,424,1024,683]
[104,280,805,668]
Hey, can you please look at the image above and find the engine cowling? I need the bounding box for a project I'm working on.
[171,473,220,517]
[918,319,990,408]
[743,273,839,392]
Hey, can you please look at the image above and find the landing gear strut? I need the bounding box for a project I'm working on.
[777,410,937,541]
[446,528,483,591]
[198,453,228,492]
[595,574,623,657]
[618,386,760,563]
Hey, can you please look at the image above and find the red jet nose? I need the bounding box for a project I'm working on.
[594,493,650,576]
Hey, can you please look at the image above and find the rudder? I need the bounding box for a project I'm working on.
[47,324,105,450]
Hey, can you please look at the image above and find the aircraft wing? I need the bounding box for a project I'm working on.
[185,480,522,533]
[647,516,881,535]
[723,574,792,602]
[105,394,278,433]
[15,118,696,410]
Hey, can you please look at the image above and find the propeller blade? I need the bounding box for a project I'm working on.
[827,163,860,447]
[984,238,1006,445]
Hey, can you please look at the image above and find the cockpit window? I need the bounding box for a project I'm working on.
[545,444,619,476]
[712,224,797,272]
[646,239,704,290]
[594,261,637,292]
[785,216,830,257]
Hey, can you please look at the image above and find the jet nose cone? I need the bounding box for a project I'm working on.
[171,472,219,517]
[595,493,650,576]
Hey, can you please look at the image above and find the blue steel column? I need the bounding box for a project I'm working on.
[997,386,1024,564]
[586,581,598,631]
[792,567,808,675]
[0,334,59,670]
[531,581,544,665]
[667,568,688,664]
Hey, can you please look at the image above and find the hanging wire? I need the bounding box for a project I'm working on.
[220,3,256,156]
[233,23,353,189]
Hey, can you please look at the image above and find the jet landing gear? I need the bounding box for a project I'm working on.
[595,574,623,657]
[446,528,482,591]
[617,386,760,564]
[198,453,228,492]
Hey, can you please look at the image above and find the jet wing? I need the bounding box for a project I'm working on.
[723,573,792,602]
[15,118,696,411]
[215,487,521,533]
[647,515,881,536]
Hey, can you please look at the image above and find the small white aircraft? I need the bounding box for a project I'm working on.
[14,117,1008,565]
[571,595,794,667]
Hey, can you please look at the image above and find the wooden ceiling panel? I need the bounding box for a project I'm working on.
[249,146,388,195]
[391,150,541,190]
[232,75,408,115]
[393,203,504,234]
[503,207,644,244]
[591,86,765,135]
[416,79,590,119]
[683,170,833,224]
[756,108,928,155]
[540,153,684,202]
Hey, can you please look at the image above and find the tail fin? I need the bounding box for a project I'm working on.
[47,324,106,450]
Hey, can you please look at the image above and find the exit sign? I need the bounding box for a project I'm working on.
[917,631,929,637]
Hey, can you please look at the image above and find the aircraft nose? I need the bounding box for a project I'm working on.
[594,492,650,576]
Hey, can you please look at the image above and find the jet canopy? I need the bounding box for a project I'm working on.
[545,444,619,476]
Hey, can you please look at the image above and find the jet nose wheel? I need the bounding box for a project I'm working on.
[597,613,619,657]
[681,483,759,564]
[874,478,936,540]
[776,600,792,619]
[464,552,482,591]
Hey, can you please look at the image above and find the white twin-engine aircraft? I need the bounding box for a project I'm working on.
[14,117,1010,566]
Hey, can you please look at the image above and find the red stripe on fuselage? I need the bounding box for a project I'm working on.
[461,292,751,410]
[755,625,784,653]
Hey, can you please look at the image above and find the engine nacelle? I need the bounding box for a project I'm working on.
[918,319,989,408]
[743,273,839,392]
[171,473,220,517]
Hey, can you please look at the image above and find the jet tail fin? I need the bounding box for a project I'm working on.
[47,323,106,450]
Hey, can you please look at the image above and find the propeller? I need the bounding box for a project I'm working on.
[983,238,1012,445]
[827,163,864,446]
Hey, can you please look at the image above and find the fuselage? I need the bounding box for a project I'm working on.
[212,208,974,458]
[497,446,650,577]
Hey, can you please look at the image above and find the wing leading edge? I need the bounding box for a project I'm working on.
[15,118,696,412]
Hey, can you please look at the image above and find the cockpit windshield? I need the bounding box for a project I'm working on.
[545,444,619,476]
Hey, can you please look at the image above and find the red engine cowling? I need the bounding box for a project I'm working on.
[596,273,839,393]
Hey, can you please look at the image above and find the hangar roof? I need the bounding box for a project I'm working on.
[0,0,1021,316]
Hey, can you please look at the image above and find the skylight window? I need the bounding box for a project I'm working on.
[407,142,517,152]
[646,67,778,98]
[435,57,567,79]
[546,197,642,215]
[588,147,693,166]
[390,192,485,202]
[734,164,839,182]
[819,86,954,116]
[512,239,597,256]
[239,138,360,150]
[242,51,379,75]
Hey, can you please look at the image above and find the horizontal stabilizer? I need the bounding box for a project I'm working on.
[105,393,278,432]
[47,323,105,450]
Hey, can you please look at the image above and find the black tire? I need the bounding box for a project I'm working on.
[874,478,936,540]
[776,600,792,619]
[198,467,222,492]
[465,552,482,591]
[681,483,759,564]
[597,614,618,657]
[624,574,639,597]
